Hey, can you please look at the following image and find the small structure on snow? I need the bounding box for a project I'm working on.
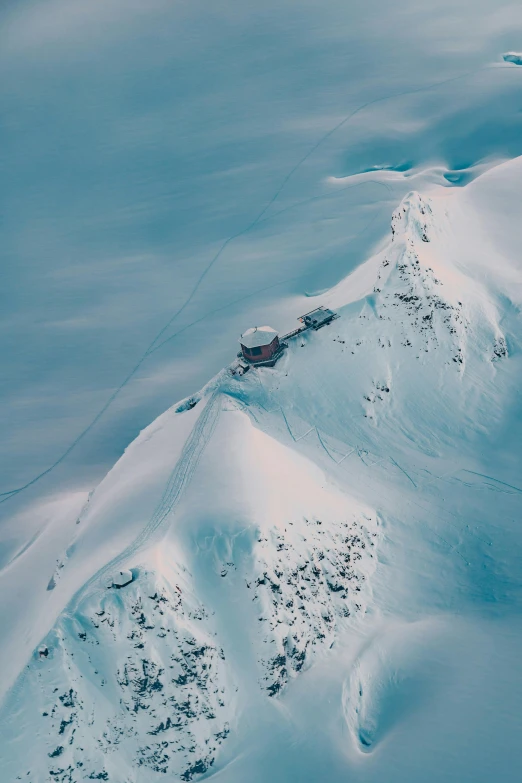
[298,307,338,330]
[233,307,340,375]
[38,644,49,659]
[239,326,284,366]
[112,569,133,589]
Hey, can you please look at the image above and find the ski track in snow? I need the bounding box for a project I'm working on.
[3,92,522,779]
[3,392,224,742]
[1,63,519,507]
[246,398,480,566]
[148,179,394,357]
[69,392,223,612]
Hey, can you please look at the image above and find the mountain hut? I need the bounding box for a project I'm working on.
[239,326,280,365]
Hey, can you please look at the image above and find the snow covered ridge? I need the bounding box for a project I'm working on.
[384,193,470,366]
[369,190,508,372]
[249,514,378,696]
[1,388,381,781]
[2,426,380,782]
[6,571,232,782]
[1,174,518,781]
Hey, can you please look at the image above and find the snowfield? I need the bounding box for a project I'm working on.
[2,152,522,781]
[2,1,522,781]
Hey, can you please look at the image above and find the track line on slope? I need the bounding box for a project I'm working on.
[4,392,223,714]
[0,180,387,505]
[252,371,386,468]
[254,178,393,227]
[223,385,498,567]
[459,469,522,494]
[146,179,392,358]
[251,371,518,512]
[1,63,519,505]
[410,465,522,497]
[67,392,222,613]
[252,399,472,567]
[250,377,496,564]
[254,383,371,468]
[242,64,518,227]
[389,457,417,487]
[430,530,470,566]
[0,269,305,504]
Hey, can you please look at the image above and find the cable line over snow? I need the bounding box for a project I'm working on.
[1,63,519,505]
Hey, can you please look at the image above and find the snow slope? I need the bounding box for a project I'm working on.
[2,156,522,781]
[2,0,522,555]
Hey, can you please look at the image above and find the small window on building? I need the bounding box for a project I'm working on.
[251,346,262,356]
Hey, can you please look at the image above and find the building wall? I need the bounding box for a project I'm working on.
[241,336,279,362]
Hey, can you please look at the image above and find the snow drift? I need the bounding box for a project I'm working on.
[2,157,522,782]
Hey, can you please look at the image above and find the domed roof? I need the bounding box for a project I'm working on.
[240,326,278,349]
[112,569,133,588]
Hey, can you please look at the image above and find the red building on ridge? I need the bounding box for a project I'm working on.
[239,326,280,364]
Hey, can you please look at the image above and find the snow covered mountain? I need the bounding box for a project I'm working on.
[2,154,522,781]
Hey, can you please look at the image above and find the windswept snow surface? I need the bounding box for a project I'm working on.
[2,1,522,781]
[2,0,522,534]
[2,156,522,781]
[503,51,522,65]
